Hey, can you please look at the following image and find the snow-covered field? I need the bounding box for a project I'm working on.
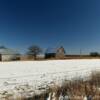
[0,59,100,99]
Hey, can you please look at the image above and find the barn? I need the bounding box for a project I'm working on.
[45,46,66,59]
[0,46,20,61]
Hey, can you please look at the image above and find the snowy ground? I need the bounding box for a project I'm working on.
[0,59,100,99]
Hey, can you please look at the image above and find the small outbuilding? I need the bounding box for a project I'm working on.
[45,46,66,59]
[0,46,20,61]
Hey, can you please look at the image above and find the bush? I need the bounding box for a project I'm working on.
[90,52,99,57]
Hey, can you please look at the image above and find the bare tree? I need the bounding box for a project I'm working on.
[27,45,42,60]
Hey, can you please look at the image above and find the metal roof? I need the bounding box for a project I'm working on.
[0,47,19,55]
[45,48,57,54]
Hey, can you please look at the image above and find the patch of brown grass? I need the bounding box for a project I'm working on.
[34,71,100,100]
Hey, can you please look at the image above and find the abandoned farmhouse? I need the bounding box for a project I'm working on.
[45,46,66,59]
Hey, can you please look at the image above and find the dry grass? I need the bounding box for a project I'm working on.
[31,71,100,100]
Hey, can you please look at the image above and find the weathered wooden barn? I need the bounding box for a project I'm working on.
[45,46,66,59]
[0,46,20,61]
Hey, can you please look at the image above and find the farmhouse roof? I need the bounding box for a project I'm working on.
[45,46,66,54]
[45,48,58,54]
[45,47,61,53]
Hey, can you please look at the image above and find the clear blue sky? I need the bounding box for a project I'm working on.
[0,0,100,54]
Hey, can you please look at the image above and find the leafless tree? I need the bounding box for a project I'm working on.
[27,45,42,60]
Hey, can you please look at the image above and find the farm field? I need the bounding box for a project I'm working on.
[0,59,100,99]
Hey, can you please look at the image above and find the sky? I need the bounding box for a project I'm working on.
[0,0,100,54]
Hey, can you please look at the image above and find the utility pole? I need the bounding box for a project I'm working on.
[80,49,82,58]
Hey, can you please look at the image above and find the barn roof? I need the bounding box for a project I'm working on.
[45,48,57,54]
[0,47,19,55]
[45,46,66,54]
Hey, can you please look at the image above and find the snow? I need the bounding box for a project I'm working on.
[0,59,100,99]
